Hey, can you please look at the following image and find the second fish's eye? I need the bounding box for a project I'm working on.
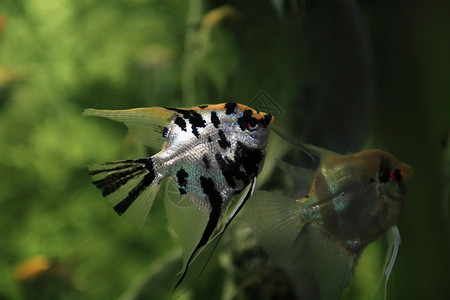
[390,169,403,182]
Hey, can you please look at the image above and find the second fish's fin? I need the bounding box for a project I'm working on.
[382,226,401,300]
[303,224,356,300]
[272,126,339,160]
[89,158,161,229]
[277,159,315,187]
[83,107,176,150]
[241,190,304,260]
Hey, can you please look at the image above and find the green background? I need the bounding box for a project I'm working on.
[0,0,448,299]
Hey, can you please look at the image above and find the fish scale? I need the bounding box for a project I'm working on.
[83,102,274,288]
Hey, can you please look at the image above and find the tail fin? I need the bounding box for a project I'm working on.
[89,158,161,229]
[240,190,305,260]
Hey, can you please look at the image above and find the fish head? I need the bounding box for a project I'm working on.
[379,160,413,202]
[232,104,274,149]
[355,150,413,230]
[314,150,413,252]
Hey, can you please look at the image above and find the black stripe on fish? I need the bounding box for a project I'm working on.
[225,102,237,115]
[89,160,136,176]
[187,111,206,138]
[238,142,264,178]
[112,159,156,215]
[378,157,391,183]
[90,158,151,196]
[162,126,169,138]
[174,176,223,290]
[174,178,257,294]
[102,159,136,165]
[166,107,206,137]
[92,166,144,196]
[215,142,264,193]
[215,153,237,189]
[202,155,211,169]
[223,178,255,229]
[237,109,258,131]
[217,129,231,149]
[198,105,208,109]
[174,117,186,131]
[261,114,273,127]
[113,172,155,215]
[165,107,191,119]
[210,111,220,128]
[176,168,188,195]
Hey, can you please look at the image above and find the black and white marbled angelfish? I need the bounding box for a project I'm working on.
[83,103,273,287]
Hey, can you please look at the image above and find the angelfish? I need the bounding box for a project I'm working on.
[83,103,273,287]
[242,140,413,299]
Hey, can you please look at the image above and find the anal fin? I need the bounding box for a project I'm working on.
[166,179,257,292]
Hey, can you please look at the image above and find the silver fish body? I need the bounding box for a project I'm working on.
[84,102,273,288]
[153,105,270,214]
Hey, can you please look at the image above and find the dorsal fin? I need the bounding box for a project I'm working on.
[272,126,339,160]
[83,107,176,150]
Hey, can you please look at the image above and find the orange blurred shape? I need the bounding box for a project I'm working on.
[14,255,51,281]
[201,5,243,28]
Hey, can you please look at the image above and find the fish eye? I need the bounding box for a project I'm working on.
[390,169,403,182]
[378,168,391,183]
[247,123,259,131]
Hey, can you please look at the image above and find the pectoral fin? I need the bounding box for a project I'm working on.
[240,190,304,260]
[304,224,356,300]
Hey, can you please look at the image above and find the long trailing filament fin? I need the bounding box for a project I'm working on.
[272,126,339,161]
[384,226,401,300]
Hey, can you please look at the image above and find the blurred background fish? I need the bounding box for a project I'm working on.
[240,137,413,299]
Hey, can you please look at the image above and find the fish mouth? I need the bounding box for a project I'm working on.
[385,192,405,203]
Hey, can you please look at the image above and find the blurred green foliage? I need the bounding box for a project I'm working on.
[0,0,449,299]
[0,0,187,299]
